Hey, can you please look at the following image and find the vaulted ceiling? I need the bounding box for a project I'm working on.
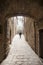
[0,0,43,21]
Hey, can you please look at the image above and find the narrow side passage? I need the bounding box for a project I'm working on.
[1,34,42,65]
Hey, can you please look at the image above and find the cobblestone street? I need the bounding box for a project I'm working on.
[1,34,43,65]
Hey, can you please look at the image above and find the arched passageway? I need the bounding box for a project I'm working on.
[0,0,43,64]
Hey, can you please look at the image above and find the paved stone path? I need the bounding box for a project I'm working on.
[1,34,43,65]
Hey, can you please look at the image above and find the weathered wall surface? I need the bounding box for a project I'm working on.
[35,20,43,55]
[25,17,43,56]
[0,19,5,63]
[0,36,5,63]
[25,17,35,51]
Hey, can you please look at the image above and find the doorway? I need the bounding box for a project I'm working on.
[39,29,43,58]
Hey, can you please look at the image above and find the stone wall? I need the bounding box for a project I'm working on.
[0,17,16,63]
[25,17,35,51]
[35,19,43,55]
[0,36,5,63]
[0,20,5,63]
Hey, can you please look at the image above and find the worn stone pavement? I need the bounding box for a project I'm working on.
[1,34,43,65]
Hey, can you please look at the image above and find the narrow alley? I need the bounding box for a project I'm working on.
[1,34,42,65]
[0,0,43,65]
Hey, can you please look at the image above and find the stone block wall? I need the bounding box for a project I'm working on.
[25,17,35,51]
[0,37,5,63]
[35,20,43,55]
[0,20,5,63]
